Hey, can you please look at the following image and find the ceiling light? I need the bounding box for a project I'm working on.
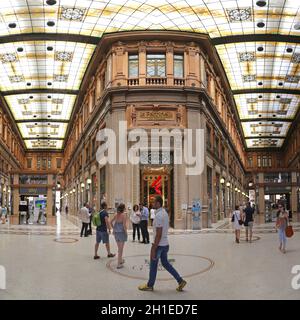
[278,82,283,86]
[258,95,263,98]
[257,21,265,28]
[8,23,17,28]
[48,95,51,99]
[286,47,293,53]
[276,95,280,98]
[256,1,267,7]
[46,0,57,5]
[47,46,54,51]
[17,47,24,52]
[258,81,263,86]
[26,82,31,86]
[47,21,55,27]
[294,23,300,30]
[47,82,52,86]
[257,46,264,52]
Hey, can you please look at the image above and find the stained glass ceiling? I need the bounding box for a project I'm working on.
[0,0,300,149]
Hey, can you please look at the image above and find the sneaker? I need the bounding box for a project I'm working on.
[107,253,116,258]
[176,280,187,292]
[94,256,100,260]
[138,284,153,291]
[117,264,124,269]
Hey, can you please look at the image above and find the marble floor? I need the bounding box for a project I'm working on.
[0,215,300,300]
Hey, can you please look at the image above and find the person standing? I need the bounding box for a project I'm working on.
[150,205,155,226]
[138,196,186,292]
[0,204,5,224]
[111,203,128,269]
[130,204,141,242]
[139,203,149,244]
[243,202,255,243]
[232,205,242,243]
[65,205,69,215]
[94,202,115,259]
[79,203,90,237]
[88,206,93,235]
[276,204,289,253]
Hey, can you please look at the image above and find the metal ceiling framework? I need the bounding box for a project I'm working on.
[0,0,299,150]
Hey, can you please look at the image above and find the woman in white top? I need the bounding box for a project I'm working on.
[150,206,156,226]
[232,205,242,243]
[130,204,141,242]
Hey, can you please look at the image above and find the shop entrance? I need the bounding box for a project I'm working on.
[19,195,47,225]
[264,193,290,222]
[140,165,174,227]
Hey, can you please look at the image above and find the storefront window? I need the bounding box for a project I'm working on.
[128,54,139,78]
[174,54,184,78]
[147,54,166,77]
[100,166,106,202]
[27,158,32,169]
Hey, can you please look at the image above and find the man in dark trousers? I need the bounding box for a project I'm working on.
[139,203,149,244]
[138,196,186,292]
[243,202,255,243]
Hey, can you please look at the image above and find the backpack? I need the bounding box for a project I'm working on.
[92,210,103,227]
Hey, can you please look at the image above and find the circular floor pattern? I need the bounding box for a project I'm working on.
[239,235,260,242]
[54,237,79,243]
[106,254,214,281]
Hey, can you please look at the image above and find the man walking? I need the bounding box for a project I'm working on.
[79,203,90,237]
[139,203,150,244]
[94,202,115,259]
[138,196,187,292]
[243,202,255,243]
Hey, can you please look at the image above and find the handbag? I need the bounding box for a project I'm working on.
[232,212,243,225]
[285,225,294,238]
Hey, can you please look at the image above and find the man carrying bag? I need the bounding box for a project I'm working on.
[93,202,115,259]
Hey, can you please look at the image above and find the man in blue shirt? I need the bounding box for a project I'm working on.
[139,203,150,244]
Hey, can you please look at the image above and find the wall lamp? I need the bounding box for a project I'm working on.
[220,178,225,184]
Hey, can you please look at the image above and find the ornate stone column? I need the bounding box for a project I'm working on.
[258,173,265,214]
[166,44,174,86]
[291,172,297,217]
[138,43,146,85]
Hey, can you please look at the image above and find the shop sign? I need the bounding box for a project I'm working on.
[20,187,47,195]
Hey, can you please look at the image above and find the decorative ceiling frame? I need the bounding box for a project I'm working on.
[0,33,98,150]
[0,0,299,151]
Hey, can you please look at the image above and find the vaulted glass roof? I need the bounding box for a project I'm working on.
[1,0,299,149]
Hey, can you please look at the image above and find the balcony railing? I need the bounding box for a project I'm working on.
[146,77,167,85]
[128,78,139,86]
[174,78,185,86]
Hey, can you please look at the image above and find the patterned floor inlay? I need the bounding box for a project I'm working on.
[54,237,79,243]
[239,235,260,243]
[106,254,214,281]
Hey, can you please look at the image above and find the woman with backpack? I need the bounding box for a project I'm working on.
[232,205,243,243]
